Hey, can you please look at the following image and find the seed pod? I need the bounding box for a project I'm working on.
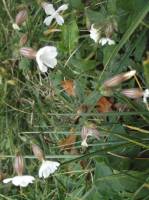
[15,9,28,26]
[103,70,136,88]
[121,88,143,99]
[32,144,44,161]
[14,153,24,176]
[20,47,37,59]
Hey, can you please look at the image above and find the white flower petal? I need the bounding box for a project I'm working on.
[107,38,115,45]
[43,168,50,178]
[44,16,54,26]
[3,178,13,184]
[81,139,88,147]
[42,46,58,58]
[36,53,48,72]
[12,23,20,30]
[99,38,108,46]
[36,46,58,72]
[39,160,60,178]
[3,176,35,187]
[42,2,55,15]
[143,89,149,103]
[55,14,64,25]
[89,25,100,43]
[99,37,115,46]
[57,4,68,12]
[44,58,57,69]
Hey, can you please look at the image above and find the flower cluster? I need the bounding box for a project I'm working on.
[99,70,149,108]
[17,2,67,73]
[3,154,35,187]
[3,145,60,187]
[3,0,149,191]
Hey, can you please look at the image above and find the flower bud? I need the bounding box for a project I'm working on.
[32,144,44,161]
[19,34,28,46]
[103,70,136,88]
[121,88,143,99]
[81,124,100,147]
[14,153,24,176]
[20,47,37,59]
[105,19,118,37]
[12,9,28,30]
[15,9,28,26]
[105,23,114,38]
[74,104,88,123]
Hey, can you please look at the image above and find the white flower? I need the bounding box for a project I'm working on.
[3,175,35,187]
[99,37,115,46]
[89,25,115,46]
[42,2,68,26]
[143,89,149,104]
[89,24,100,43]
[36,46,58,73]
[39,160,60,178]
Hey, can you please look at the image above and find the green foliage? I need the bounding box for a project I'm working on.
[0,0,149,199]
[60,19,79,54]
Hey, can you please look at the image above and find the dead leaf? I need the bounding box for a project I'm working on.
[58,134,76,152]
[96,97,112,113]
[0,172,6,181]
[62,80,75,96]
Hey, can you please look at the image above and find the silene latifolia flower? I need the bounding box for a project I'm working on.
[20,46,58,72]
[3,153,35,187]
[81,124,100,147]
[89,24,115,46]
[42,2,68,26]
[32,144,60,178]
[12,9,28,30]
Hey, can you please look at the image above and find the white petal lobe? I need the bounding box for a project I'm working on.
[39,160,60,178]
[57,4,68,12]
[42,3,55,15]
[36,46,58,72]
[55,14,64,25]
[3,175,35,187]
